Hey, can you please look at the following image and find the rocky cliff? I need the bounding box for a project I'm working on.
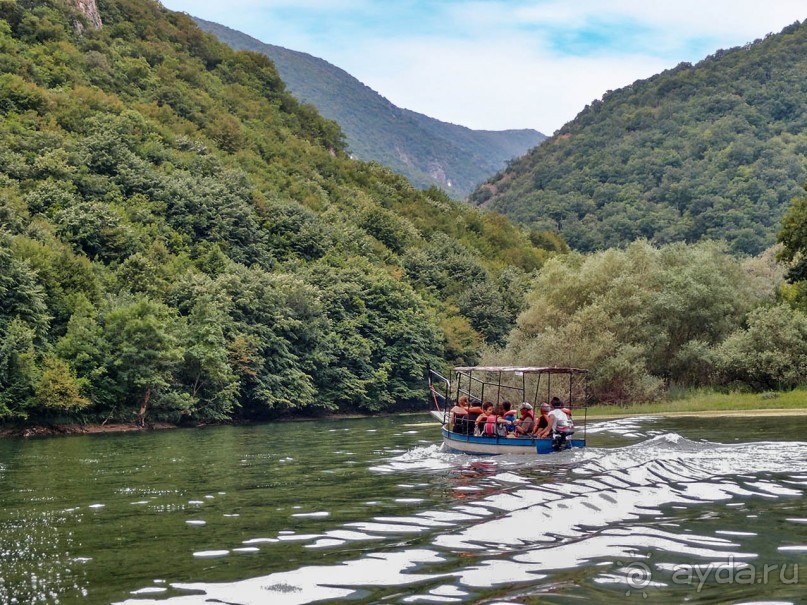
[67,0,102,29]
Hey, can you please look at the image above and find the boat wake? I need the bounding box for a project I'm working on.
[120,428,807,605]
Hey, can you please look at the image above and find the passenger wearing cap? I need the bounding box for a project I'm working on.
[514,402,535,435]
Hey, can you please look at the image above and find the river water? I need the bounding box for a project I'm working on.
[0,414,805,604]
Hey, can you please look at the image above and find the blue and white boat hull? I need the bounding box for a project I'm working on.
[440,427,585,455]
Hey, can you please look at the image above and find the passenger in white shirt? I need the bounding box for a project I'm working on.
[548,397,573,431]
[548,397,574,449]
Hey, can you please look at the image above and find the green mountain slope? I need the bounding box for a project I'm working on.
[193,18,546,198]
[0,0,558,424]
[471,20,807,255]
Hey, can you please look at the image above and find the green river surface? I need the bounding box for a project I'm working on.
[0,414,805,604]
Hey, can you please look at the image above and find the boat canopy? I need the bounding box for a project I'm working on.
[442,365,589,412]
[452,366,588,375]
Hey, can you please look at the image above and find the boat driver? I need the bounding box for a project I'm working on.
[548,397,574,449]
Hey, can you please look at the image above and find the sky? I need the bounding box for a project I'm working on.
[158,0,806,134]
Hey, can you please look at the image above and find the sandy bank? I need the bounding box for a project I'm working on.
[0,422,179,438]
[583,408,807,420]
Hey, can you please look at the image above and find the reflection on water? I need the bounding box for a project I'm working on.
[0,415,804,604]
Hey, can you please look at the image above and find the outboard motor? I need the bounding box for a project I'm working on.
[551,427,575,450]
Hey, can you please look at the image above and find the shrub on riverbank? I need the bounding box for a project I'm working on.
[714,304,807,391]
[490,240,797,403]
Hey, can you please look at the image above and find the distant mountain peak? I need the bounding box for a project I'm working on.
[193,17,546,198]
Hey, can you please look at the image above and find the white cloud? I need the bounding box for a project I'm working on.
[513,0,803,38]
[348,34,669,133]
[159,0,805,133]
[321,1,805,132]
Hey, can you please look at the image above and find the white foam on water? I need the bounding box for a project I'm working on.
[291,511,330,519]
[494,472,529,484]
[430,584,468,597]
[192,550,229,558]
[242,538,277,545]
[305,539,345,549]
[130,586,167,595]
[323,529,384,542]
[402,595,459,603]
[115,549,447,605]
[745,481,803,497]
[345,522,427,535]
[371,445,454,473]
[375,515,453,528]
[276,534,321,542]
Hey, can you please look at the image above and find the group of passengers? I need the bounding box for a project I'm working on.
[449,395,574,443]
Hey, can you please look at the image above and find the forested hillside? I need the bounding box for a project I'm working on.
[194,18,546,198]
[472,20,807,255]
[0,0,559,424]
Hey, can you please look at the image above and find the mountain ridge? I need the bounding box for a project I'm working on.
[193,17,546,198]
[471,19,807,254]
[0,0,555,423]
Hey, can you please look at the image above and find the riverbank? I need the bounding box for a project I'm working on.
[0,422,179,438]
[585,407,807,420]
[584,388,807,419]
[4,389,806,436]
[0,409,419,438]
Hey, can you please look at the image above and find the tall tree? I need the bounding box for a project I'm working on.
[777,191,807,309]
[102,298,183,424]
[179,294,239,420]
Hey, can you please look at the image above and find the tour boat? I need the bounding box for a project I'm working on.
[428,366,588,455]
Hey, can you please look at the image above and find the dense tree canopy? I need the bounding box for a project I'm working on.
[715,304,807,391]
[2,0,804,423]
[0,0,556,424]
[472,20,807,256]
[490,241,788,402]
[777,189,807,309]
